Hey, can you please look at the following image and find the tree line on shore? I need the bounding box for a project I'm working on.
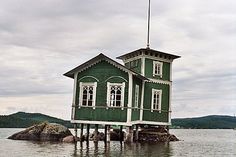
[1,112,236,129]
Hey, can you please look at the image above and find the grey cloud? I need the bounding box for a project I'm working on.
[0,0,235,118]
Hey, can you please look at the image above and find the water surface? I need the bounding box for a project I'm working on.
[0,129,235,157]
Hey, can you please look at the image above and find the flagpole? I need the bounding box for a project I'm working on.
[147,0,151,49]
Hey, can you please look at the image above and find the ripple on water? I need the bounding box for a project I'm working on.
[0,129,235,157]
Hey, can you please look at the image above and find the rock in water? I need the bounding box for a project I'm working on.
[138,126,179,142]
[40,123,72,141]
[8,122,72,141]
[62,135,79,143]
[8,122,46,141]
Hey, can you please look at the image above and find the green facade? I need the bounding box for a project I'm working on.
[75,60,129,122]
[65,50,179,126]
[124,58,142,74]
[124,57,171,123]
[142,82,170,122]
[144,58,170,81]
[131,76,142,121]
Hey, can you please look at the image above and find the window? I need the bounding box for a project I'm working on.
[151,89,162,112]
[79,82,97,109]
[107,82,125,108]
[130,60,138,68]
[153,61,163,77]
[125,62,130,68]
[134,85,139,108]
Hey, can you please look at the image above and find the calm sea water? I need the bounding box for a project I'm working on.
[0,128,235,157]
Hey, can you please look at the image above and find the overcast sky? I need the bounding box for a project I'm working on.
[0,0,235,120]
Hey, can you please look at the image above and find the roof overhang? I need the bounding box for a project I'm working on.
[117,48,181,61]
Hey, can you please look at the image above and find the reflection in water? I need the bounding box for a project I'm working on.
[72,141,173,157]
[1,129,235,157]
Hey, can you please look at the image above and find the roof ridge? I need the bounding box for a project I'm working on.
[64,53,148,81]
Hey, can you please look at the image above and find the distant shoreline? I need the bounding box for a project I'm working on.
[1,112,236,129]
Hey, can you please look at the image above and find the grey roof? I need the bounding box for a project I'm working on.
[117,48,181,60]
[64,53,148,80]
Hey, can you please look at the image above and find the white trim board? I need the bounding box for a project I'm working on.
[147,79,172,85]
[141,57,145,76]
[168,84,172,123]
[139,81,145,121]
[78,76,99,82]
[71,120,132,126]
[127,73,133,123]
[130,120,171,126]
[105,76,128,82]
[71,72,78,120]
[71,120,171,126]
[123,55,173,64]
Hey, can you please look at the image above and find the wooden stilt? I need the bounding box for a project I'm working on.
[166,126,170,134]
[74,140,77,155]
[130,126,134,143]
[107,125,111,143]
[104,125,107,143]
[86,124,90,142]
[74,123,78,138]
[94,124,99,142]
[135,125,139,142]
[124,126,133,143]
[80,123,84,142]
[119,125,123,142]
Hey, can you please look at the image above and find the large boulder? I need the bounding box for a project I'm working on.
[8,122,72,141]
[40,123,72,141]
[138,126,179,142]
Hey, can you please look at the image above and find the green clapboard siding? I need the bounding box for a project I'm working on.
[124,58,141,74]
[131,76,142,121]
[142,82,170,122]
[145,58,170,81]
[75,60,129,122]
[75,108,127,122]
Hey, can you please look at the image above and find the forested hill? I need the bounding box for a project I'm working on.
[0,112,73,128]
[172,115,236,129]
[0,112,236,129]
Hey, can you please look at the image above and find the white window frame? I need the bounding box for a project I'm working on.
[79,82,97,109]
[106,82,125,109]
[134,85,139,108]
[153,61,163,77]
[151,89,162,113]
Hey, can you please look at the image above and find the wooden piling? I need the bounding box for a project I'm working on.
[124,126,133,143]
[107,125,111,143]
[94,124,99,142]
[120,125,123,142]
[135,125,139,142]
[86,124,90,142]
[74,123,78,138]
[166,126,170,134]
[104,125,107,143]
[80,123,84,142]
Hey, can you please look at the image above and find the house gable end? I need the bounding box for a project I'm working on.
[64,53,147,81]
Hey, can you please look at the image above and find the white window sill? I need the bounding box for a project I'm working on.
[153,74,162,77]
[151,109,161,113]
[78,105,95,109]
[106,106,124,110]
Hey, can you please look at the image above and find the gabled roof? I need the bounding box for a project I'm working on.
[64,53,148,80]
[117,48,181,60]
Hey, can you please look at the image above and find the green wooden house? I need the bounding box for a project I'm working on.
[64,48,180,130]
